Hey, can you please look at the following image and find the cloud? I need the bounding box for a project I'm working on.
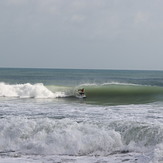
[1,0,163,41]
[134,12,149,25]
[6,0,28,5]
[1,0,163,69]
[37,0,62,15]
[71,15,85,23]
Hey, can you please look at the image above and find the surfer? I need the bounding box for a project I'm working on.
[76,88,86,99]
[78,88,85,96]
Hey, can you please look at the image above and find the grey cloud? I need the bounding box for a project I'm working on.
[0,0,163,70]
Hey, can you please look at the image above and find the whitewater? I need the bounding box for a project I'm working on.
[0,68,163,163]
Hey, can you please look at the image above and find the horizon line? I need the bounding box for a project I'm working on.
[0,67,163,72]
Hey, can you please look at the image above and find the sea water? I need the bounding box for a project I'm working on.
[0,68,163,163]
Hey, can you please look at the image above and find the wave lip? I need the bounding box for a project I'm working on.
[0,83,66,99]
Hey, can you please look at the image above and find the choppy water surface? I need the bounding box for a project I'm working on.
[0,68,163,162]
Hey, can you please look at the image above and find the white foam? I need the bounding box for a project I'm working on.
[0,153,148,163]
[0,117,123,156]
[79,82,140,87]
[79,83,98,86]
[0,83,66,98]
[152,143,163,162]
[101,82,140,86]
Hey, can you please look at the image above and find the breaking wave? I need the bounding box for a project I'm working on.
[0,83,66,98]
[1,117,163,157]
[1,82,163,105]
[0,117,122,156]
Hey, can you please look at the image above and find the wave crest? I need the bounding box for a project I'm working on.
[0,83,65,98]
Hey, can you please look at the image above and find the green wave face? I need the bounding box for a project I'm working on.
[45,83,163,105]
[82,84,163,105]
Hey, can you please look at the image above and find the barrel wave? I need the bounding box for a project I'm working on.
[77,83,163,105]
[0,82,163,105]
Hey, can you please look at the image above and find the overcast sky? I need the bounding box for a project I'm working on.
[0,0,163,70]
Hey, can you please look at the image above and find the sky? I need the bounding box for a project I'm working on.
[0,0,163,70]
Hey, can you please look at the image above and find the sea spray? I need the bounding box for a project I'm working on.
[0,83,66,98]
[109,120,163,147]
[0,117,123,155]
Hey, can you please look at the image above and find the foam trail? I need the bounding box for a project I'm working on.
[0,83,66,98]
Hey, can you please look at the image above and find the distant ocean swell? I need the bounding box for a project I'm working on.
[0,82,163,104]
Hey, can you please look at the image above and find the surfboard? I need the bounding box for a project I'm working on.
[76,93,86,99]
[75,91,86,99]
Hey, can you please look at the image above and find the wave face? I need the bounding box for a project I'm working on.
[79,83,163,105]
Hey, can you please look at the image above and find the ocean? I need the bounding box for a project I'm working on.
[0,68,163,163]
